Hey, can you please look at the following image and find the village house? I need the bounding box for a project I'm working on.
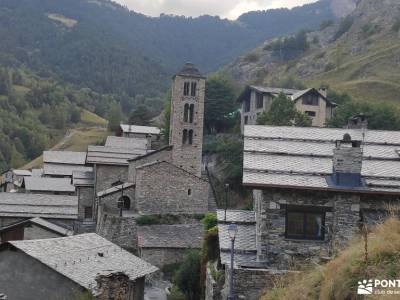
[0,217,73,243]
[208,124,400,300]
[42,151,92,178]
[0,233,158,300]
[117,124,161,142]
[22,176,76,195]
[0,193,78,230]
[137,224,203,268]
[238,86,336,132]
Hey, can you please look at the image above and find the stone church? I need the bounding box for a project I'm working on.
[96,63,215,265]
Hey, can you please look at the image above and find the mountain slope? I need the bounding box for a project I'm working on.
[226,0,400,105]
[0,0,338,97]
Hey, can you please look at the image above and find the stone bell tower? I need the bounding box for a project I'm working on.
[169,63,206,177]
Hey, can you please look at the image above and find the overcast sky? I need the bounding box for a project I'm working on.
[113,0,318,20]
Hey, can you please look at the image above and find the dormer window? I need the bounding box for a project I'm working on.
[184,82,190,96]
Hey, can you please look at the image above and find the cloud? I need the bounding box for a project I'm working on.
[114,0,318,19]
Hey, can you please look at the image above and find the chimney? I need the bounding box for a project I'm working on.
[347,113,368,130]
[331,133,363,187]
[318,87,328,98]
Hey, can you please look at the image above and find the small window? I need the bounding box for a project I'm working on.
[189,104,194,123]
[191,82,197,96]
[244,116,249,125]
[184,82,190,96]
[182,129,188,144]
[118,196,131,210]
[244,98,251,112]
[256,93,264,109]
[305,111,316,117]
[184,104,189,122]
[84,206,93,219]
[286,209,325,240]
[188,189,192,196]
[188,130,193,145]
[302,94,319,106]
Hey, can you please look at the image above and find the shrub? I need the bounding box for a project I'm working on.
[174,250,202,300]
[167,285,186,300]
[202,213,217,231]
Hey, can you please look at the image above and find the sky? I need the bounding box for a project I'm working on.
[113,0,319,20]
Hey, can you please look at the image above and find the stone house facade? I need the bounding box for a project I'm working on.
[137,224,203,268]
[0,234,157,300]
[243,125,400,269]
[238,86,336,132]
[135,161,209,215]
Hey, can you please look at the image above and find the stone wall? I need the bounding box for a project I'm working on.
[97,214,138,252]
[99,185,136,215]
[257,189,359,268]
[135,162,209,215]
[225,267,289,300]
[140,248,188,269]
[128,149,172,183]
[205,262,223,300]
[77,186,95,220]
[95,272,144,300]
[170,74,205,177]
[96,165,128,194]
[0,248,85,300]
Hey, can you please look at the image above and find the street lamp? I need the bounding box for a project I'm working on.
[228,223,238,300]
[224,183,229,221]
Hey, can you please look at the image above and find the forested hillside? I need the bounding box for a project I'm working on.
[0,0,339,173]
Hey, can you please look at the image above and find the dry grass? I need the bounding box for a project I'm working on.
[22,127,109,169]
[80,109,108,126]
[262,218,400,300]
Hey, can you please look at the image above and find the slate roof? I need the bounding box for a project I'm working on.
[43,164,93,177]
[0,217,73,236]
[175,62,205,78]
[119,124,161,135]
[12,170,32,177]
[217,209,255,224]
[137,224,203,249]
[290,88,336,106]
[97,183,135,198]
[105,136,149,150]
[43,151,87,165]
[217,209,257,267]
[23,177,75,193]
[0,193,78,219]
[249,85,300,96]
[31,169,43,177]
[7,233,158,293]
[72,171,94,187]
[243,125,400,193]
[86,146,149,165]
